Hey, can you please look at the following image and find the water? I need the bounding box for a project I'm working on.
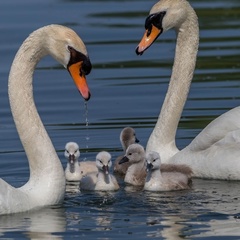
[0,0,240,238]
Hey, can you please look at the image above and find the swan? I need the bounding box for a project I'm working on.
[80,151,119,191]
[135,0,240,180]
[0,24,92,215]
[144,151,192,191]
[119,143,147,186]
[114,127,140,175]
[64,142,97,181]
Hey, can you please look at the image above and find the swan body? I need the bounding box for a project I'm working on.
[119,143,146,186]
[64,142,97,181]
[0,24,92,215]
[144,151,192,191]
[80,151,119,191]
[114,127,139,175]
[136,0,240,180]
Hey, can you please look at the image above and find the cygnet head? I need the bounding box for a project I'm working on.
[64,142,80,173]
[119,143,145,165]
[120,127,139,151]
[96,151,112,175]
[146,151,161,172]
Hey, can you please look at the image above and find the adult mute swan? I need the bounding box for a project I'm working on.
[136,0,240,180]
[64,142,97,181]
[0,24,92,215]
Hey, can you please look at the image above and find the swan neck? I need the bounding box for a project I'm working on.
[8,28,64,184]
[147,8,199,158]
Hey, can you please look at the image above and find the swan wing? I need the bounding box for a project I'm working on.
[171,127,240,180]
[189,107,240,152]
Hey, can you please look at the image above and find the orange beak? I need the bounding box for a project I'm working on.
[68,61,91,101]
[136,25,162,55]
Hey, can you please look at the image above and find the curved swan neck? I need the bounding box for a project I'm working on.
[8,27,63,180]
[147,5,199,157]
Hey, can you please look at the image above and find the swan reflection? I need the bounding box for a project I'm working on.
[0,207,66,239]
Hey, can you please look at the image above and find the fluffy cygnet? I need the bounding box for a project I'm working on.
[64,142,97,181]
[80,151,119,191]
[119,143,146,186]
[144,151,193,191]
[114,127,140,175]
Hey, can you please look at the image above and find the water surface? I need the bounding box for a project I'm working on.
[0,0,240,239]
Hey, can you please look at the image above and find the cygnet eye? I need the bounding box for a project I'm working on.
[68,46,74,51]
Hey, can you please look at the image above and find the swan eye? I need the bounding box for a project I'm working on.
[68,46,74,51]
[145,11,166,33]
[67,46,92,76]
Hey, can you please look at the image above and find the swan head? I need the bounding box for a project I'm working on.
[120,127,139,151]
[136,0,192,55]
[146,151,161,172]
[44,25,92,100]
[119,143,145,165]
[64,142,80,173]
[96,151,112,175]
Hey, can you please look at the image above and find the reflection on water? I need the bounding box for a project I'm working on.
[63,180,240,239]
[0,0,240,239]
[66,181,81,193]
[0,207,66,239]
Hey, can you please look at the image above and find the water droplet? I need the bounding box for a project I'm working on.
[84,101,90,150]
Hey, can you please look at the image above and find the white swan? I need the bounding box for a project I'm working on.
[144,151,192,191]
[0,24,92,215]
[119,143,146,186]
[80,151,119,191]
[64,142,97,181]
[114,127,139,175]
[136,0,240,180]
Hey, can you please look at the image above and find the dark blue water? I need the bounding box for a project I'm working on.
[0,0,240,239]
